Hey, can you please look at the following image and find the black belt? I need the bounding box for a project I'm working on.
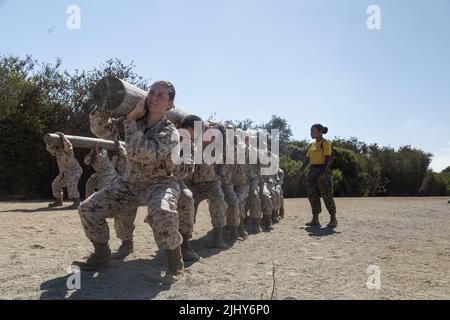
[310,164,325,168]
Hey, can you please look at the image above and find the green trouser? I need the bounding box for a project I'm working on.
[307,167,336,215]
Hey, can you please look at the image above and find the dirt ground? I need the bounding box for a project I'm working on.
[0,197,449,300]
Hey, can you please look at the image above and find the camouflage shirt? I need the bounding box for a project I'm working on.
[173,140,195,183]
[244,145,260,179]
[111,143,128,177]
[89,108,125,141]
[192,163,220,184]
[84,148,116,176]
[46,143,82,175]
[231,164,248,186]
[122,116,179,189]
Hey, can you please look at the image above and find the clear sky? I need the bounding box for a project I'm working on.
[1,0,449,171]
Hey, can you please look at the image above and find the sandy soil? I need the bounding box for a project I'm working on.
[0,197,449,300]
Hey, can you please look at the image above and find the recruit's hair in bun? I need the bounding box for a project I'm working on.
[311,124,328,134]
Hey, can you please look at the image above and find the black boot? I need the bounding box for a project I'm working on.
[162,246,185,285]
[111,239,134,259]
[72,242,111,271]
[181,235,199,262]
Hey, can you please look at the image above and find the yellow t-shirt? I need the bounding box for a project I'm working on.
[307,139,332,165]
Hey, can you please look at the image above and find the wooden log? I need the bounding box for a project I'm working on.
[44,133,125,151]
[93,76,190,124]
[93,76,147,115]
[166,107,190,126]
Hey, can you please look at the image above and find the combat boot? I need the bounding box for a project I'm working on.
[181,235,199,262]
[212,227,228,249]
[162,246,185,285]
[305,214,320,227]
[229,226,240,241]
[251,218,262,234]
[67,198,80,209]
[279,206,285,219]
[262,215,273,232]
[327,214,338,228]
[48,198,63,208]
[272,212,280,224]
[111,239,134,259]
[238,222,248,240]
[72,242,111,271]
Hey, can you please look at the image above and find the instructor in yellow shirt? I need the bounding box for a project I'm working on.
[300,124,338,228]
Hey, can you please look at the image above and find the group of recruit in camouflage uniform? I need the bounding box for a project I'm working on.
[45,81,337,285]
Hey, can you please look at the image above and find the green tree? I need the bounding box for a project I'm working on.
[419,170,448,196]
[0,55,151,199]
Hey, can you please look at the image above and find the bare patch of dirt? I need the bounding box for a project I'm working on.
[0,197,449,300]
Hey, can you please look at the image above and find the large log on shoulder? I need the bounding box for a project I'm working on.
[93,76,190,125]
[93,76,147,115]
[44,133,125,151]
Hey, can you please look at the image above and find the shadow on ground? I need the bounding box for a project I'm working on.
[303,226,341,237]
[189,229,237,260]
[0,207,74,213]
[39,229,238,299]
[39,250,172,300]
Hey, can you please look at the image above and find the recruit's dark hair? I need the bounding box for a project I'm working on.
[311,124,328,134]
[152,81,176,101]
[180,115,203,130]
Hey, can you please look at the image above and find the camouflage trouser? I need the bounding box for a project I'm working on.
[307,168,336,215]
[178,181,195,239]
[235,184,249,221]
[85,173,116,198]
[52,170,82,200]
[78,176,182,251]
[247,177,262,219]
[191,181,227,228]
[259,179,273,217]
[270,186,282,214]
[222,183,240,227]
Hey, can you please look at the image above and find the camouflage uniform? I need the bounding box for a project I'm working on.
[79,116,182,251]
[231,163,249,224]
[259,174,273,218]
[244,152,262,220]
[89,108,124,141]
[47,144,82,200]
[84,148,117,197]
[307,167,336,216]
[276,168,285,216]
[266,174,281,215]
[220,164,241,227]
[190,163,228,228]
[89,109,135,241]
[111,143,128,177]
[172,142,196,240]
